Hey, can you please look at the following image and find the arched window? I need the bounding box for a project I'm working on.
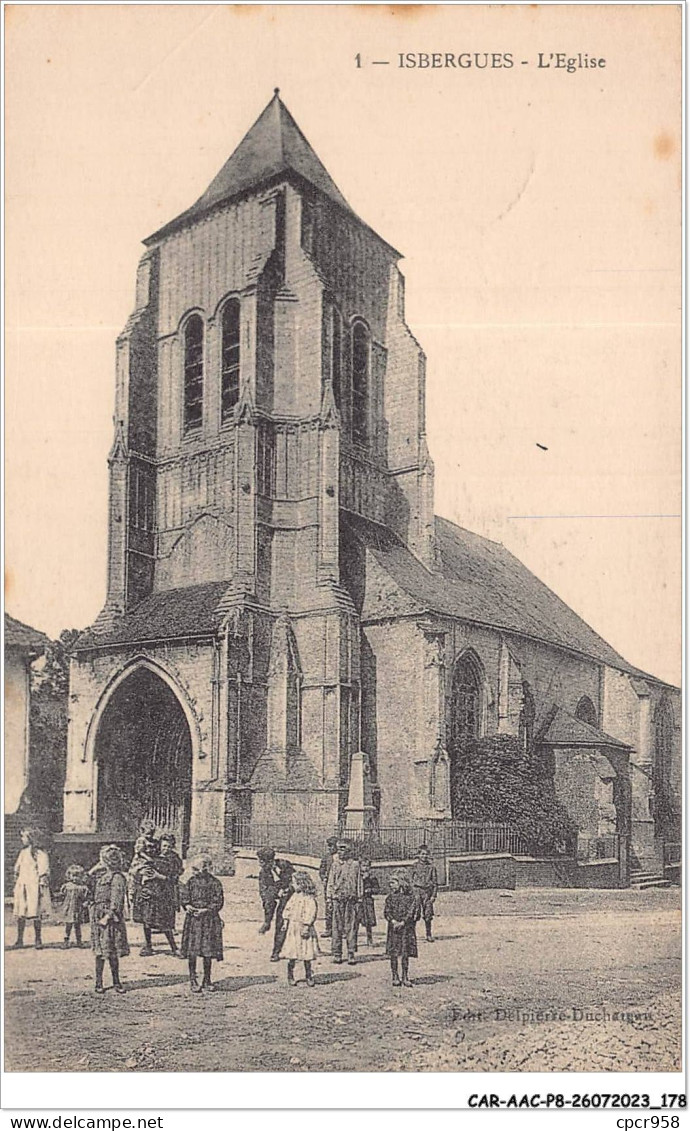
[221,299,241,423]
[575,695,598,728]
[653,696,675,837]
[519,682,536,753]
[450,653,483,753]
[183,314,204,433]
[331,308,342,413]
[351,320,370,445]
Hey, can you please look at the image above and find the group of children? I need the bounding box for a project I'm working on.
[257,839,439,987]
[12,824,440,994]
[11,825,225,996]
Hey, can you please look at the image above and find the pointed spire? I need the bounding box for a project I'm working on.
[108,420,128,463]
[319,380,341,429]
[235,381,255,425]
[146,90,387,247]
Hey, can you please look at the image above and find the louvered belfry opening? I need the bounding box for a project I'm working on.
[94,668,193,854]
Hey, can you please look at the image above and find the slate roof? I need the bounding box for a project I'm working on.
[539,707,631,751]
[354,512,667,683]
[4,614,49,655]
[145,91,397,250]
[74,581,231,650]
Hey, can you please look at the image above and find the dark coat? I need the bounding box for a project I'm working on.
[91,870,130,958]
[180,872,224,960]
[156,850,184,928]
[359,873,380,928]
[319,850,336,885]
[384,889,418,958]
[258,860,279,902]
[274,859,295,912]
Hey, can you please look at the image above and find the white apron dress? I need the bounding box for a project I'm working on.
[280,893,318,961]
[13,846,52,919]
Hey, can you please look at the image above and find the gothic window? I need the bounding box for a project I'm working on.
[332,308,342,412]
[301,198,316,255]
[257,424,275,497]
[183,314,204,433]
[518,682,536,752]
[653,696,675,838]
[351,320,370,445]
[221,299,241,423]
[130,466,154,532]
[274,189,286,276]
[450,653,483,751]
[286,636,302,752]
[575,695,598,728]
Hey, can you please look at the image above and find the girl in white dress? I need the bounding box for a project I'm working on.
[280,871,318,987]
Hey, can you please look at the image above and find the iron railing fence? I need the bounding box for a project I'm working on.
[231,819,560,861]
[575,833,622,862]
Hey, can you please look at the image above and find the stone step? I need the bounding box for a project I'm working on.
[631,878,671,890]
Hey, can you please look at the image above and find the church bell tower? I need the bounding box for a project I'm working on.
[64,91,434,850]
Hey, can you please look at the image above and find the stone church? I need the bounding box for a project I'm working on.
[64,91,680,873]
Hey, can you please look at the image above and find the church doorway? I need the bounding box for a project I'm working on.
[94,667,193,855]
[448,652,483,818]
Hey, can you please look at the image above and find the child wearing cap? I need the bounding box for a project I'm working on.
[91,845,129,995]
[325,839,363,965]
[257,846,279,934]
[410,844,438,942]
[358,860,380,946]
[318,836,339,938]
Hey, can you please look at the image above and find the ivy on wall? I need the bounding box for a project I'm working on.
[451,734,577,853]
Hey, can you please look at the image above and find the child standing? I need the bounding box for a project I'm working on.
[91,845,129,995]
[180,855,224,993]
[256,846,279,934]
[358,860,380,946]
[384,873,418,987]
[128,835,171,956]
[410,844,438,942]
[157,834,184,955]
[280,871,318,987]
[59,864,90,948]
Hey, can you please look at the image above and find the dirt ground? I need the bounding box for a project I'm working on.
[4,858,682,1073]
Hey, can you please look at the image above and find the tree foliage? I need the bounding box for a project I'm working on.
[451,734,576,853]
[25,629,80,829]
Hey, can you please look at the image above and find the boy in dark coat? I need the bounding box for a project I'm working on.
[357,859,380,945]
[384,873,418,987]
[257,847,279,934]
[410,844,439,942]
[270,857,295,961]
[180,854,224,992]
[158,834,184,953]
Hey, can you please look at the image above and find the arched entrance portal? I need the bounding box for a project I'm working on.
[94,667,193,854]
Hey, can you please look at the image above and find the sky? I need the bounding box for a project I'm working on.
[5,4,681,685]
